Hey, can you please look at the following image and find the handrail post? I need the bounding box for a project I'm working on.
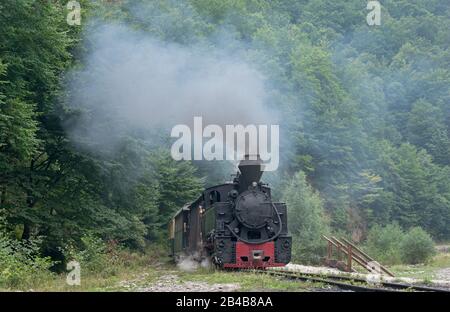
[347,245,352,272]
[327,240,332,260]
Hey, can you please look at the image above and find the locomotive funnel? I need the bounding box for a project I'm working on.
[238,155,264,191]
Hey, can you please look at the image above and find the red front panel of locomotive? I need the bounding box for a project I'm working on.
[223,242,286,269]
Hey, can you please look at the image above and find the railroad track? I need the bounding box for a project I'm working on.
[249,269,450,292]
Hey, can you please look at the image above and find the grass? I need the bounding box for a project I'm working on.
[0,244,169,292]
[389,251,450,281]
[30,267,162,292]
[3,244,449,291]
[0,260,326,292]
[177,268,323,292]
[0,260,162,292]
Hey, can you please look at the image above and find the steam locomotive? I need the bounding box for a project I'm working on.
[169,156,291,269]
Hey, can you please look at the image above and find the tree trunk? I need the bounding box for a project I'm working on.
[0,186,5,207]
[22,222,31,240]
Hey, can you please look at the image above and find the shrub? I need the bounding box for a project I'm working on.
[0,234,55,289]
[364,223,404,264]
[60,234,156,277]
[61,233,109,274]
[283,171,330,264]
[364,224,436,265]
[400,227,436,264]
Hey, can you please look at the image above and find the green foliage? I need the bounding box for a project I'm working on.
[0,60,39,167]
[407,100,450,166]
[365,224,436,265]
[1,0,450,288]
[150,150,204,234]
[364,223,404,265]
[61,234,109,274]
[60,233,169,278]
[0,0,78,242]
[283,171,329,264]
[0,227,54,288]
[370,143,450,238]
[400,227,436,264]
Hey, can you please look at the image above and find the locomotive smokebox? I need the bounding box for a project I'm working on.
[238,155,264,192]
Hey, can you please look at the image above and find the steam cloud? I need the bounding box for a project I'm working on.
[177,253,211,272]
[66,23,278,154]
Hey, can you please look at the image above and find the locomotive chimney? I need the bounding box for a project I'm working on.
[237,154,264,192]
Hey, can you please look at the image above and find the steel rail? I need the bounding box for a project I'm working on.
[261,270,394,292]
[296,271,450,292]
[247,269,450,292]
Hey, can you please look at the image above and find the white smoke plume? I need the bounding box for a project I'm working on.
[176,253,211,272]
[177,255,199,272]
[65,23,278,154]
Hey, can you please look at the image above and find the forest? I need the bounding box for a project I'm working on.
[0,0,449,288]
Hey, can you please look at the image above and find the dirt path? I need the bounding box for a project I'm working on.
[436,268,450,281]
[118,273,240,292]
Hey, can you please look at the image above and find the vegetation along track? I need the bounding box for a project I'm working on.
[248,270,450,292]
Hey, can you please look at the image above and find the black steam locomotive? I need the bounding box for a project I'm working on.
[169,156,291,268]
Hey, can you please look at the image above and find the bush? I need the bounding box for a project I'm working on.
[0,234,55,289]
[60,234,158,277]
[364,224,436,265]
[364,223,404,264]
[61,233,110,274]
[283,171,330,264]
[400,227,436,264]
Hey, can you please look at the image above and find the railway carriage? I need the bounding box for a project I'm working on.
[169,156,291,269]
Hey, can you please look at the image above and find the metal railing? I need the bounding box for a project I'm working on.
[322,235,395,277]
